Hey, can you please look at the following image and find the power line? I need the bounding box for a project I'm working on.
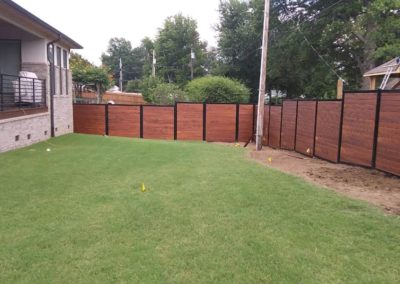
[282,3,345,81]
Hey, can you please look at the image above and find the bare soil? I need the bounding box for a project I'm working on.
[242,144,400,215]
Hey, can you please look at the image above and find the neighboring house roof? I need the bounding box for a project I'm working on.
[364,57,400,77]
[1,0,82,49]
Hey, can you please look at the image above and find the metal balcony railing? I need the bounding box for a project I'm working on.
[0,73,46,112]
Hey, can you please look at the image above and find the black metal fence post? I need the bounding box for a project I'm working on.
[140,105,144,139]
[313,99,319,156]
[203,103,207,141]
[372,89,382,168]
[105,104,109,136]
[279,101,284,148]
[294,100,299,150]
[252,104,256,140]
[174,102,178,140]
[337,92,346,163]
[235,103,239,142]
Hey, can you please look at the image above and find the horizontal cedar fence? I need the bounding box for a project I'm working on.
[260,90,400,177]
[74,103,259,143]
[73,90,400,177]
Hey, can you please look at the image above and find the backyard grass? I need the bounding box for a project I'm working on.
[0,134,399,283]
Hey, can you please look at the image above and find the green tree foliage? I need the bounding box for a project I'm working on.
[215,0,264,101]
[101,38,146,84]
[70,52,111,102]
[186,76,250,103]
[155,14,208,85]
[129,76,164,103]
[149,83,188,105]
[216,0,400,98]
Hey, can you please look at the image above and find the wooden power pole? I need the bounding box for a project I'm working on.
[152,50,156,77]
[255,0,271,151]
[119,58,123,92]
[190,48,195,80]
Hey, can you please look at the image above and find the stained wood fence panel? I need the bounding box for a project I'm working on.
[281,101,297,150]
[340,93,377,167]
[206,104,236,142]
[73,104,105,135]
[177,103,203,141]
[314,101,342,162]
[262,105,270,145]
[238,105,254,142]
[269,106,282,148]
[143,106,174,140]
[295,101,317,156]
[376,92,400,176]
[108,106,140,138]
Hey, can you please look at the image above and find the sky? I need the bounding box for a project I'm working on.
[13,0,221,66]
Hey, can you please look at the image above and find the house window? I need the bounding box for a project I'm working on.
[0,40,21,76]
[63,50,68,94]
[57,47,62,95]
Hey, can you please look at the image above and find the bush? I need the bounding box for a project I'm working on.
[185,76,250,103]
[149,83,187,105]
[126,76,163,103]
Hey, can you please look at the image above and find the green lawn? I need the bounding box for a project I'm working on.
[0,134,399,283]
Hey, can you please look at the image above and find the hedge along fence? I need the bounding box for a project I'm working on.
[74,102,259,144]
[73,90,400,177]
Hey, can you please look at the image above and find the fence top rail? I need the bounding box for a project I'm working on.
[176,102,256,105]
[344,90,379,94]
[73,102,259,107]
[282,98,342,102]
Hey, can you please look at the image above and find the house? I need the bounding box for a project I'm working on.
[364,57,400,90]
[0,0,82,152]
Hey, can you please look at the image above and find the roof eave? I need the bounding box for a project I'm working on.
[3,0,83,49]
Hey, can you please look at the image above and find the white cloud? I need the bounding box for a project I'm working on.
[13,0,220,65]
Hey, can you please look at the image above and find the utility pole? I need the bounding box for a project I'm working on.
[152,50,156,77]
[119,58,123,92]
[255,0,271,151]
[190,48,195,80]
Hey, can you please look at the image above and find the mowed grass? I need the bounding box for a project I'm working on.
[0,134,399,283]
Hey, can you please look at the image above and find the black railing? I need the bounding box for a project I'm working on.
[0,73,46,112]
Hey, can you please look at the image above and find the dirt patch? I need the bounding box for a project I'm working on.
[243,144,400,215]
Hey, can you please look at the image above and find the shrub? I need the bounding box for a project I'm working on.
[149,83,187,105]
[126,76,163,103]
[185,76,250,103]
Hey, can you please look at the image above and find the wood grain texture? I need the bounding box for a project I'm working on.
[238,105,254,142]
[295,101,317,156]
[376,92,400,176]
[268,106,282,148]
[314,101,341,162]
[73,104,105,135]
[177,103,203,141]
[281,101,297,150]
[108,106,140,138]
[340,93,377,167]
[206,104,236,142]
[143,106,174,140]
[262,105,270,145]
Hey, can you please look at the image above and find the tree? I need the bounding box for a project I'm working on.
[155,14,208,85]
[215,0,264,101]
[216,0,400,98]
[70,53,111,103]
[186,76,250,103]
[149,83,188,105]
[101,38,145,86]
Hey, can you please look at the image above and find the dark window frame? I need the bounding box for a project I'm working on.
[63,49,68,95]
[56,46,62,95]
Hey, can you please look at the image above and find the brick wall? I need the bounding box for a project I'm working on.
[0,112,50,153]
